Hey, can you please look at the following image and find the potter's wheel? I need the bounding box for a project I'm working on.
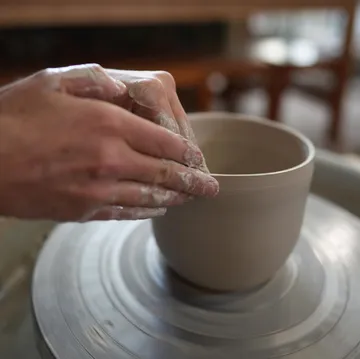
[32,195,360,359]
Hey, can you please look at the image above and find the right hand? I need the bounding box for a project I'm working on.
[0,67,219,222]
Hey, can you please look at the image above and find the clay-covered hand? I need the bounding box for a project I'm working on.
[0,65,218,222]
[42,64,209,171]
[105,67,210,173]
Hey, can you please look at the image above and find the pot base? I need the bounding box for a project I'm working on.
[32,196,360,358]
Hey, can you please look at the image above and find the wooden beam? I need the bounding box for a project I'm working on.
[0,4,352,28]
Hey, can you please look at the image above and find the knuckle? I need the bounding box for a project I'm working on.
[153,129,179,159]
[32,68,52,84]
[88,104,122,131]
[154,71,176,89]
[98,151,117,172]
[143,77,165,93]
[92,142,122,177]
[85,186,106,203]
[87,62,103,71]
[71,185,106,212]
[153,139,168,160]
[154,160,174,185]
[128,78,166,109]
[32,63,106,84]
[85,63,107,76]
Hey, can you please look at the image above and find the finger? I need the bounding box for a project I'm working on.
[0,78,25,95]
[40,64,127,103]
[125,78,181,134]
[129,153,219,197]
[154,70,193,140]
[168,91,210,173]
[153,69,208,171]
[105,182,193,207]
[132,102,180,135]
[122,112,205,168]
[168,91,196,142]
[87,206,167,221]
[131,102,180,135]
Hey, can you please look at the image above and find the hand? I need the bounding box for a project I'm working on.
[41,64,209,171]
[105,68,209,172]
[0,66,218,222]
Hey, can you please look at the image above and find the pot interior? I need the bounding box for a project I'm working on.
[191,116,310,175]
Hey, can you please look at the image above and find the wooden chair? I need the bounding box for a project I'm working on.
[221,2,357,149]
[0,2,355,133]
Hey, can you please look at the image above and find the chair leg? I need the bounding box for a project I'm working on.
[195,82,213,112]
[327,2,356,150]
[221,83,239,112]
[328,59,352,149]
[329,87,344,148]
[266,68,289,121]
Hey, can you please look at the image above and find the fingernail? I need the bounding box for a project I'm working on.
[202,174,219,197]
[183,140,205,168]
[178,170,219,197]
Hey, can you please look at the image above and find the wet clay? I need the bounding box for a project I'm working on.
[152,112,315,291]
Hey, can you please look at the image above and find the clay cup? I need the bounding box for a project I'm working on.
[152,112,315,291]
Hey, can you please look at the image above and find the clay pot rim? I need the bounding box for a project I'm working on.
[188,112,315,178]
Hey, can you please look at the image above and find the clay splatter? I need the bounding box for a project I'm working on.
[86,325,108,351]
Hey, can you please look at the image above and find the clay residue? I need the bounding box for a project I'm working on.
[109,206,167,220]
[81,206,167,221]
[86,325,109,351]
[178,170,218,197]
[104,320,114,328]
[182,139,205,169]
[158,115,210,173]
[155,112,180,134]
[139,185,186,207]
[48,64,126,102]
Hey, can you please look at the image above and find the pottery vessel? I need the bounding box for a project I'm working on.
[152,112,315,291]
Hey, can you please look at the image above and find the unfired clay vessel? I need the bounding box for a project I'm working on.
[152,112,315,292]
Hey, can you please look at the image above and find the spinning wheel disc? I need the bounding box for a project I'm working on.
[32,196,360,358]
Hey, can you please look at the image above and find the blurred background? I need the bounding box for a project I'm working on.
[0,1,359,155]
[0,1,360,358]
